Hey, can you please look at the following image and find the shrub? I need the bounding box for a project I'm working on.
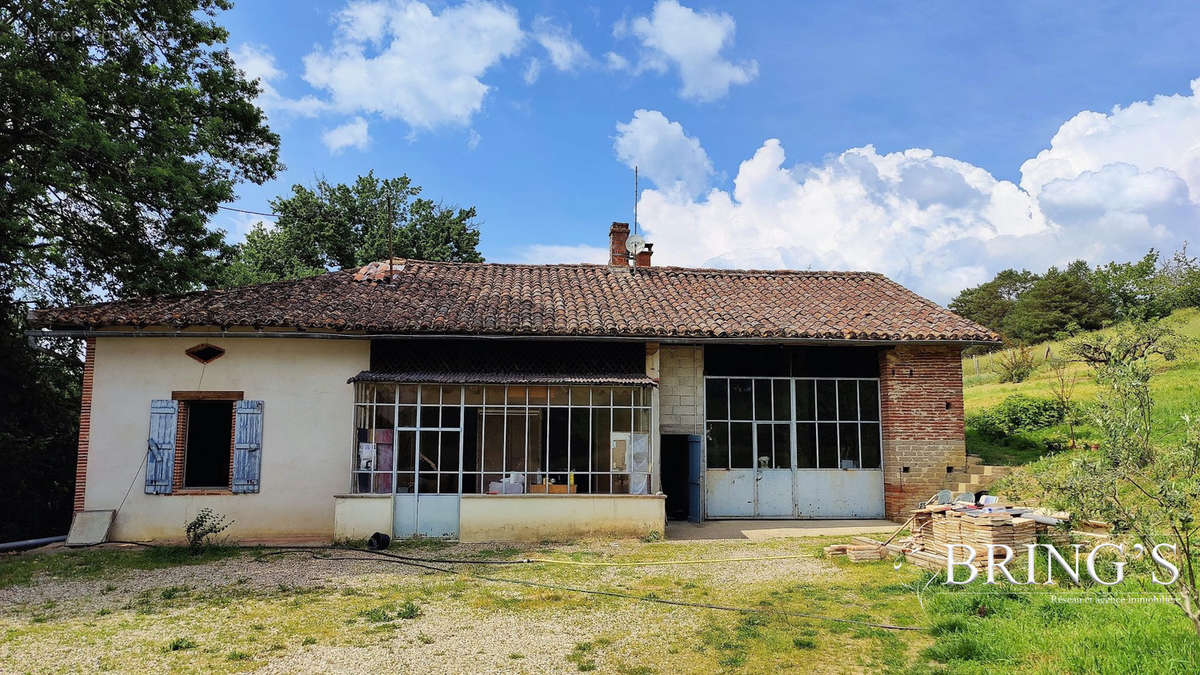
[184,508,232,554]
[993,342,1036,383]
[966,395,1067,438]
[165,637,197,651]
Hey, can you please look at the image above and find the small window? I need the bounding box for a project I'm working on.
[185,343,225,364]
[184,400,233,488]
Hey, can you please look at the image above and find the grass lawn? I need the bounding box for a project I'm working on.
[2,539,1197,673]
[962,307,1200,464]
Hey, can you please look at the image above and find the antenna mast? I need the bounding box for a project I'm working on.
[633,165,638,235]
[387,190,395,280]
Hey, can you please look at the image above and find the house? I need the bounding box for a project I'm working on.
[29,223,999,544]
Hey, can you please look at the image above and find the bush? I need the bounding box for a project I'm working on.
[993,343,1036,383]
[966,395,1067,438]
[184,508,232,554]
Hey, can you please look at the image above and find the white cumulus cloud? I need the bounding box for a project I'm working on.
[621,0,757,102]
[531,16,589,71]
[322,116,371,153]
[614,110,713,198]
[598,79,1200,303]
[302,0,524,129]
[232,44,326,118]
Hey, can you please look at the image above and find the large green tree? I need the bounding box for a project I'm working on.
[223,172,484,286]
[1,0,280,303]
[1,0,280,540]
[1001,260,1113,343]
[949,268,1039,335]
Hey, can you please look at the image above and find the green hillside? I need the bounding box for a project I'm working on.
[962,307,1200,464]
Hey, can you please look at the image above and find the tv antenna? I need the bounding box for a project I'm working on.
[626,165,646,256]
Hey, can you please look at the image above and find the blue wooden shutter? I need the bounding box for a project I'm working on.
[233,400,264,493]
[146,399,178,494]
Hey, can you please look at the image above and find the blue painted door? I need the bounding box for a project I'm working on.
[687,434,702,523]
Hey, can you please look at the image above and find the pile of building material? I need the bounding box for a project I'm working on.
[824,543,885,562]
[844,501,1077,571]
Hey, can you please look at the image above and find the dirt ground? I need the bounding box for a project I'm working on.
[2,538,880,673]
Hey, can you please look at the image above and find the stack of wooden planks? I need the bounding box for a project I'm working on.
[824,543,885,562]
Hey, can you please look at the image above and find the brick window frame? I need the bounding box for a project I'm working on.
[171,391,243,495]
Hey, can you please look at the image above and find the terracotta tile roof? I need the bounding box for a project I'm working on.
[29,260,1000,342]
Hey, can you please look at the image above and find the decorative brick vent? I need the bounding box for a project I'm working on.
[185,343,226,364]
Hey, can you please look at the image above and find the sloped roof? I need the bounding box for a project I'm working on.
[29,259,999,342]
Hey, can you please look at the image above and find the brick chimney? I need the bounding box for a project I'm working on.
[634,242,653,267]
[609,222,630,267]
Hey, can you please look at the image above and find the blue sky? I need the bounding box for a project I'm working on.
[215,1,1200,302]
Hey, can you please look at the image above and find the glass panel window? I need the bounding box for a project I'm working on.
[569,409,590,472]
[754,379,773,421]
[816,381,837,420]
[755,424,773,468]
[837,380,859,421]
[376,383,397,404]
[396,431,416,473]
[838,422,860,468]
[796,380,815,421]
[706,422,729,469]
[729,379,753,420]
[860,423,882,469]
[796,423,817,468]
[354,383,652,495]
[773,423,790,469]
[397,405,417,428]
[730,422,753,468]
[773,380,791,421]
[859,381,880,421]
[705,379,728,420]
[419,405,439,428]
[817,423,838,468]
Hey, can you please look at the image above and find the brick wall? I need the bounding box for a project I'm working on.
[659,345,703,435]
[73,338,96,512]
[879,344,967,520]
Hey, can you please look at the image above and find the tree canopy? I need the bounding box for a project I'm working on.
[950,249,1200,345]
[1,0,281,306]
[222,172,484,286]
[1,0,280,540]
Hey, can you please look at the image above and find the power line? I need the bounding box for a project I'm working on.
[218,205,278,218]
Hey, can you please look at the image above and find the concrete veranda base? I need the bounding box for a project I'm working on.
[664,519,900,541]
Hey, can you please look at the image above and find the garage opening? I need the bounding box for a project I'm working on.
[702,346,886,519]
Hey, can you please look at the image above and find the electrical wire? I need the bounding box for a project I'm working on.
[217,205,278,218]
[256,546,926,632]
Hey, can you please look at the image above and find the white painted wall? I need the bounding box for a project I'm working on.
[333,495,393,541]
[86,336,369,543]
[459,495,665,542]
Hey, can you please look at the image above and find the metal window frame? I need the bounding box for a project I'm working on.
[352,383,654,496]
[702,375,883,472]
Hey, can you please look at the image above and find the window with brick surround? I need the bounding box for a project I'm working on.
[182,400,234,488]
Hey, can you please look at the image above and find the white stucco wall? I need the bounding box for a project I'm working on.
[458,495,665,542]
[333,495,394,541]
[85,336,369,543]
